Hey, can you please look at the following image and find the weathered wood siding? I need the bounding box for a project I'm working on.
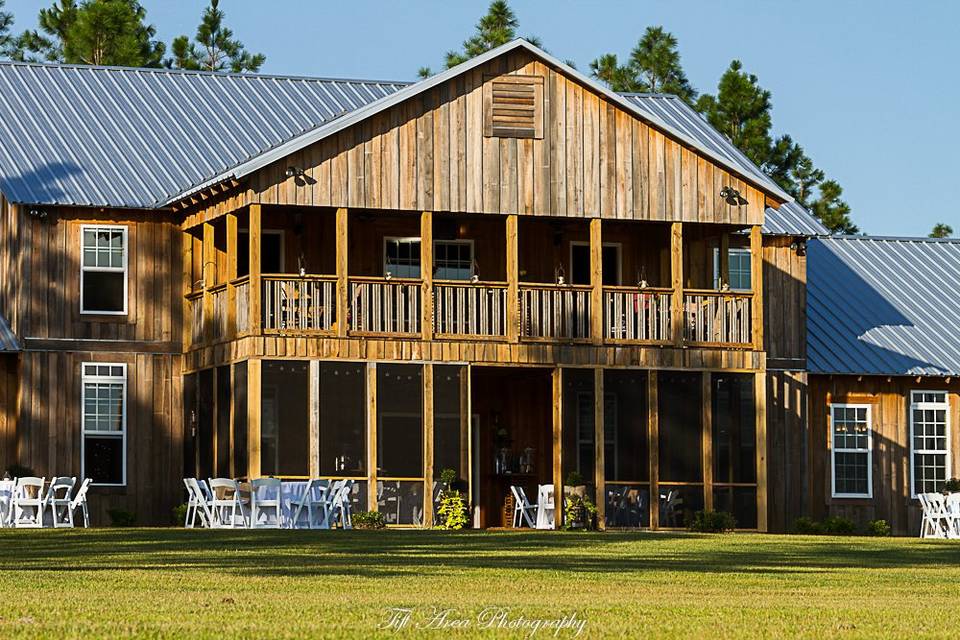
[766,370,808,533]
[230,51,765,225]
[15,350,183,525]
[0,355,17,473]
[807,375,960,535]
[763,237,807,370]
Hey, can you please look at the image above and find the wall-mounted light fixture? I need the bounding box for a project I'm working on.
[789,239,807,256]
[28,208,49,220]
[719,186,748,206]
[284,166,305,178]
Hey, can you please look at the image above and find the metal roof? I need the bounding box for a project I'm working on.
[807,236,960,377]
[0,39,791,210]
[0,61,408,208]
[763,201,829,236]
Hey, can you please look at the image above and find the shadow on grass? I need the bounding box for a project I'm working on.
[1,529,958,579]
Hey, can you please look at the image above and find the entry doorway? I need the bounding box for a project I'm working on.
[569,242,621,285]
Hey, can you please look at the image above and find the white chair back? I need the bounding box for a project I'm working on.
[208,478,247,528]
[12,476,45,528]
[250,477,282,529]
[70,478,92,528]
[510,485,538,528]
[47,477,76,528]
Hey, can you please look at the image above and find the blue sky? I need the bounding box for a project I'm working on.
[6,0,957,237]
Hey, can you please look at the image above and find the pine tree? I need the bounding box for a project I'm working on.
[790,155,825,210]
[696,60,773,167]
[588,53,639,92]
[438,0,540,70]
[929,223,953,238]
[171,0,264,73]
[810,180,857,234]
[0,0,14,58]
[590,27,695,103]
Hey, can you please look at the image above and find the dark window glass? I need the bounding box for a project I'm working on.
[377,364,422,478]
[434,365,465,482]
[377,480,423,525]
[261,361,309,476]
[216,366,231,477]
[319,362,366,476]
[658,372,702,482]
[570,244,590,285]
[84,437,123,485]
[82,271,124,313]
[712,374,756,484]
[659,485,703,528]
[233,362,248,475]
[604,370,648,482]
[197,369,214,478]
[238,231,284,276]
[713,487,757,529]
[562,369,596,488]
[605,483,650,528]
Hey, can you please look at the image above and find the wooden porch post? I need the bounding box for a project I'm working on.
[552,367,563,528]
[719,232,730,289]
[589,218,603,345]
[648,371,659,529]
[248,204,262,335]
[228,364,236,477]
[423,363,434,527]
[670,222,684,346]
[202,221,215,344]
[181,231,193,350]
[336,208,349,337]
[750,225,764,352]
[247,358,261,479]
[421,211,434,341]
[211,365,218,475]
[506,214,519,343]
[702,371,714,511]
[594,367,605,530]
[308,360,320,477]
[367,363,378,512]
[756,371,768,532]
[226,212,238,337]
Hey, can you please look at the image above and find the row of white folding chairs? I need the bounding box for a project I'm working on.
[918,492,960,539]
[510,484,556,529]
[183,478,354,530]
[1,476,91,528]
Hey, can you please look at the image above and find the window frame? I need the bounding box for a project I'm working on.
[383,236,422,279]
[433,239,475,281]
[829,403,873,499]
[910,390,951,498]
[712,246,751,292]
[79,224,129,316]
[80,362,128,487]
[569,241,622,286]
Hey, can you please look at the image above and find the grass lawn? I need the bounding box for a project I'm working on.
[1,529,958,639]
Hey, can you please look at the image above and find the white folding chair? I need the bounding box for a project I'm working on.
[322,479,346,528]
[0,481,12,528]
[208,478,248,528]
[12,477,46,528]
[290,479,329,529]
[250,477,282,529]
[944,493,960,539]
[536,484,556,530]
[510,485,538,528]
[46,477,76,528]
[183,478,213,528]
[920,493,948,539]
[327,479,355,529]
[68,478,92,528]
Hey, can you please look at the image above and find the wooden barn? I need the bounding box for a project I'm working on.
[0,38,911,532]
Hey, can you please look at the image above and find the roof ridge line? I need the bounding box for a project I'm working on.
[818,234,960,244]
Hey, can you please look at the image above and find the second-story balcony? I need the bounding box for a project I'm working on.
[185,206,762,351]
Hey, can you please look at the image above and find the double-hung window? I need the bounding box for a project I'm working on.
[434,240,474,280]
[81,225,128,314]
[384,237,421,278]
[81,363,127,486]
[712,247,751,291]
[911,390,950,496]
[830,404,872,498]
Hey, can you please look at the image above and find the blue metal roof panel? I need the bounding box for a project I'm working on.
[807,236,960,376]
[763,201,829,236]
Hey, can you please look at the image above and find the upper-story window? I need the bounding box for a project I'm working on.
[384,237,421,278]
[434,240,474,280]
[81,225,127,315]
[910,390,950,496]
[713,247,751,291]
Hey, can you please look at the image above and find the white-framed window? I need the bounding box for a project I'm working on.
[81,363,127,486]
[830,404,872,498]
[434,240,474,280]
[80,225,128,314]
[384,237,421,278]
[910,390,950,497]
[712,247,751,291]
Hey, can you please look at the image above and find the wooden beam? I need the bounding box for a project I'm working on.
[308,360,320,477]
[594,367,605,530]
[247,359,261,479]
[589,218,603,345]
[648,370,659,529]
[702,371,714,511]
[756,371,768,532]
[719,232,730,289]
[202,222,215,344]
[750,225,764,352]
[423,363,434,528]
[505,214,519,343]
[226,212,238,338]
[463,364,474,527]
[336,208,349,338]
[181,231,193,350]
[552,367,563,529]
[670,222,684,346]
[367,362,378,512]
[248,204,262,335]
[421,211,434,341]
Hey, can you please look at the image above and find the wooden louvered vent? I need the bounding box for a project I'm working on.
[483,74,544,139]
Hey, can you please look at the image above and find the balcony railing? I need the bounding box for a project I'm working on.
[519,284,591,341]
[210,284,228,341]
[235,277,250,335]
[350,277,421,336]
[263,275,337,334]
[434,281,508,339]
[603,287,672,343]
[683,291,752,345]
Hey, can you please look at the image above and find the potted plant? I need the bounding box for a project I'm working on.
[436,468,469,530]
[562,471,596,530]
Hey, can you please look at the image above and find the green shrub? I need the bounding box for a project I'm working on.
[352,511,386,530]
[564,470,585,487]
[793,516,823,535]
[944,478,960,493]
[822,516,856,535]
[688,510,737,533]
[106,508,137,527]
[173,503,188,526]
[863,519,891,537]
[436,492,469,530]
[562,494,598,530]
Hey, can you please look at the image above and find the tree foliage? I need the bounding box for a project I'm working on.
[589,27,696,103]
[0,0,14,58]
[929,223,953,238]
[171,0,264,73]
[810,180,857,234]
[11,0,164,67]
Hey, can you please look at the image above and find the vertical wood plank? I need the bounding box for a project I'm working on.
[720,232,730,289]
[751,225,764,351]
[505,214,519,343]
[247,358,261,479]
[248,205,262,336]
[226,213,238,337]
[423,363,434,528]
[309,360,319,477]
[336,208,349,337]
[367,362,378,511]
[589,218,603,344]
[594,367,605,530]
[756,370,768,532]
[202,222,214,344]
[552,366,563,528]
[648,370,659,529]
[670,222,684,346]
